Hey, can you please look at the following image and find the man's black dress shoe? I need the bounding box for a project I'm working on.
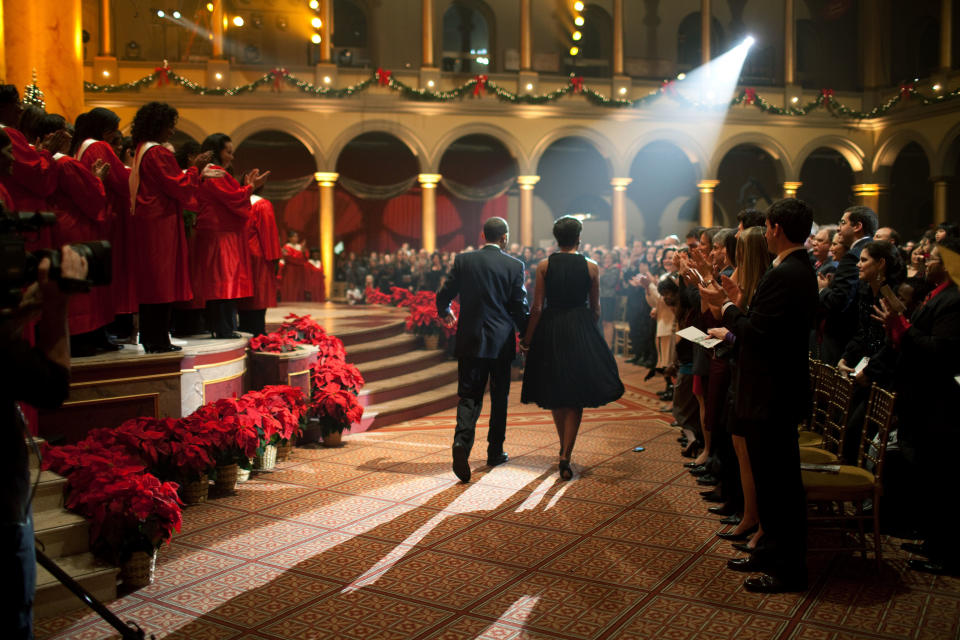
[743,574,807,593]
[700,490,724,502]
[144,344,182,353]
[486,452,509,467]
[696,474,719,486]
[683,461,700,468]
[719,514,742,526]
[452,444,470,483]
[708,503,738,516]
[717,524,758,541]
[907,559,960,576]
[900,542,928,556]
[731,542,754,554]
[689,465,709,477]
[726,556,767,573]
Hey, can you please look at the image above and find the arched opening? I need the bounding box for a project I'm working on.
[233,129,318,256]
[627,141,700,240]
[333,0,369,66]
[677,12,725,68]
[437,134,518,250]
[715,144,781,220]
[335,132,421,252]
[889,142,933,239]
[797,147,855,223]
[570,4,612,77]
[169,131,199,153]
[535,137,611,247]
[441,0,493,73]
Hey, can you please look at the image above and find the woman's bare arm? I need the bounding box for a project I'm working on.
[522,260,547,346]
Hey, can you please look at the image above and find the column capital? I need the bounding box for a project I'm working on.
[314,171,339,186]
[517,175,540,189]
[697,179,720,192]
[783,181,802,189]
[418,173,442,188]
[611,177,632,191]
[852,183,888,196]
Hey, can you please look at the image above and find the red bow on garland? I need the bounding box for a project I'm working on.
[820,88,835,99]
[376,68,391,86]
[569,76,584,93]
[155,65,171,87]
[473,74,488,96]
[661,80,677,97]
[899,83,915,100]
[744,87,757,105]
[271,68,288,92]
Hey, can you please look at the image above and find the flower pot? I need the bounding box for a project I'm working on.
[237,466,252,482]
[180,475,210,505]
[322,430,343,448]
[276,441,293,462]
[214,463,239,494]
[255,444,278,470]
[423,334,440,350]
[121,550,157,587]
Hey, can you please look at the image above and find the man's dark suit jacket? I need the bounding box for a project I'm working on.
[436,245,529,359]
[723,248,819,425]
[817,236,869,362]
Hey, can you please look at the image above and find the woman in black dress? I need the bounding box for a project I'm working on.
[520,216,625,479]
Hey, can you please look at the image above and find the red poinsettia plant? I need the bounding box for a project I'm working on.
[311,358,365,395]
[315,332,347,362]
[364,286,391,304]
[405,290,458,337]
[184,398,260,468]
[240,385,308,445]
[311,382,364,437]
[390,286,414,307]
[249,329,302,353]
[278,312,327,345]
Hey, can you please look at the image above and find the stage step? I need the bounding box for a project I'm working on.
[28,436,45,472]
[348,333,420,364]
[34,507,90,558]
[355,349,447,382]
[357,381,459,431]
[359,362,459,407]
[33,470,68,512]
[338,318,406,346]
[34,552,119,618]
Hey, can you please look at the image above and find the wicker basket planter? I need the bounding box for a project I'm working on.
[423,334,440,350]
[180,474,210,505]
[237,459,252,482]
[120,550,157,587]
[255,444,278,470]
[321,430,343,448]
[213,463,239,494]
[276,441,293,462]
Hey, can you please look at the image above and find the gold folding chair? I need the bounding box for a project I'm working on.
[800,366,853,464]
[803,384,897,569]
[612,295,632,356]
[798,360,830,447]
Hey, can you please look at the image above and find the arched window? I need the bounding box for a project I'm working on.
[677,12,725,68]
[333,0,368,66]
[441,1,493,73]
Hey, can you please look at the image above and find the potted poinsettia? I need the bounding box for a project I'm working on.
[311,380,364,447]
[405,292,445,349]
[249,329,302,353]
[278,312,327,344]
[390,286,414,307]
[364,285,391,304]
[185,398,260,492]
[249,385,309,463]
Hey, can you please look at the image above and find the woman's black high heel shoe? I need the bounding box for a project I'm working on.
[558,460,573,481]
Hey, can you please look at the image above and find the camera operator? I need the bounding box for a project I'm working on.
[1,241,87,638]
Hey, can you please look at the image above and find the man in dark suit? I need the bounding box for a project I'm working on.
[700,198,819,593]
[437,217,529,483]
[816,205,878,364]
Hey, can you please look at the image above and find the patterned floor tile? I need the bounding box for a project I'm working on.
[202,480,319,512]
[365,549,522,608]
[595,508,719,552]
[588,455,684,483]
[40,601,241,640]
[493,491,625,535]
[637,482,724,516]
[469,572,645,639]
[550,475,659,507]
[421,615,559,639]
[327,471,455,501]
[302,444,431,470]
[268,460,372,489]
[137,543,247,597]
[542,537,692,590]
[34,598,142,640]
[176,513,326,559]
[260,589,453,640]
[609,594,788,640]
[435,520,579,568]
[260,490,395,529]
[571,434,642,456]
[340,504,483,547]
[256,530,358,571]
[785,622,906,639]
[661,554,807,616]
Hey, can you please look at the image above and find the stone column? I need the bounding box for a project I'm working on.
[933,179,948,225]
[211,0,224,58]
[783,181,802,199]
[852,183,887,220]
[520,0,532,70]
[517,176,540,247]
[98,0,114,56]
[320,0,333,63]
[3,0,85,119]
[613,0,624,76]
[315,172,339,300]
[419,174,441,252]
[784,0,795,85]
[697,180,720,227]
[611,178,632,248]
[643,0,660,62]
[942,0,953,71]
[0,1,5,82]
[701,0,711,64]
[422,0,435,67]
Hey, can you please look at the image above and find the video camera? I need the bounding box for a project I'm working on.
[1,210,112,311]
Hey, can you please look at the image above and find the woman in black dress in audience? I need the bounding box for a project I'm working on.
[521,216,625,479]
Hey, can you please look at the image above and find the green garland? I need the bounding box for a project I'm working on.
[83,67,960,119]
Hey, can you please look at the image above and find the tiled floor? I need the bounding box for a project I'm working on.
[36,362,960,639]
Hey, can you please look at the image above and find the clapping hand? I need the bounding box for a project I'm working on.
[697,280,726,306]
[91,158,110,180]
[440,311,456,328]
[244,168,271,190]
[719,275,743,308]
[870,298,897,328]
[193,150,215,168]
[39,129,71,155]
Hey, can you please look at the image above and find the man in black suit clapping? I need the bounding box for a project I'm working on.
[437,218,529,483]
[700,198,819,593]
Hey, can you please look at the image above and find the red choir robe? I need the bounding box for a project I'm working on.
[0,183,12,210]
[192,168,253,304]
[48,154,113,334]
[278,242,307,302]
[0,125,58,249]
[130,144,198,305]
[238,195,281,310]
[76,140,135,314]
[305,259,326,302]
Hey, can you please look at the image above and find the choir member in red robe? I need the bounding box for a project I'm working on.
[0,86,61,249]
[72,108,134,320]
[306,248,326,302]
[34,114,116,356]
[0,128,14,210]
[279,230,307,302]
[128,102,217,353]
[194,133,269,338]
[238,193,281,336]
[171,140,209,337]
